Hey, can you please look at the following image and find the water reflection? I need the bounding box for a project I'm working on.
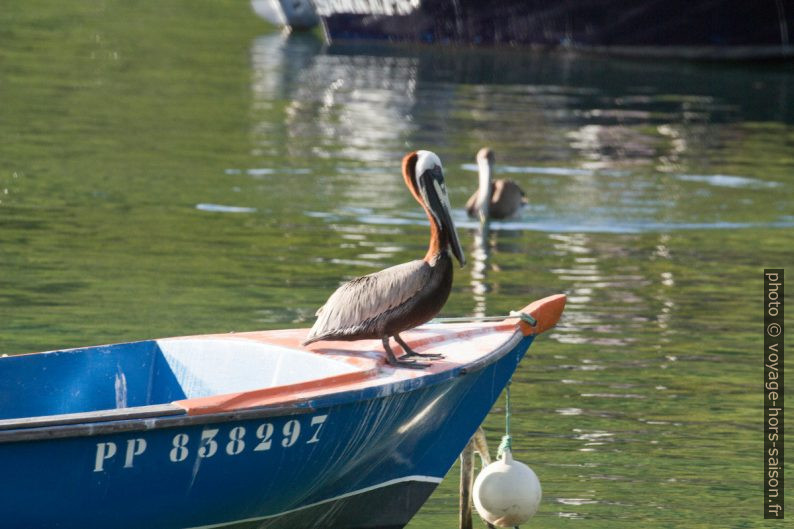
[249,33,323,159]
[251,32,417,166]
[287,53,418,164]
[469,223,490,317]
[249,33,793,235]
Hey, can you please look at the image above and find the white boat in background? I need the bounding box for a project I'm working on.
[251,0,319,31]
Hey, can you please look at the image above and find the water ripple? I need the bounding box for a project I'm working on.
[675,173,782,189]
[195,203,256,213]
[306,210,794,234]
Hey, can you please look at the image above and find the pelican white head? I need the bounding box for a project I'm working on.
[411,150,465,267]
[415,150,443,176]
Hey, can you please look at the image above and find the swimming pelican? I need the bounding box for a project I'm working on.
[303,150,465,368]
[465,147,527,221]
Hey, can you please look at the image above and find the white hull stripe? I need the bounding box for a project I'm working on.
[185,475,444,529]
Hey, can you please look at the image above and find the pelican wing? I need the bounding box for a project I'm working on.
[304,259,432,343]
[493,179,527,203]
[490,179,528,218]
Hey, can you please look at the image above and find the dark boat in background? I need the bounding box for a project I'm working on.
[294,0,794,60]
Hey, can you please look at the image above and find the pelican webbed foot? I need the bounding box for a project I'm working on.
[394,334,444,360]
[382,337,431,369]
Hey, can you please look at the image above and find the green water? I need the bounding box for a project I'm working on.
[1,1,792,527]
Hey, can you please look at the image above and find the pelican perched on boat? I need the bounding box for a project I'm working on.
[303,150,465,368]
[465,147,527,221]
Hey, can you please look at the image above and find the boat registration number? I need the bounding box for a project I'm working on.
[93,414,328,472]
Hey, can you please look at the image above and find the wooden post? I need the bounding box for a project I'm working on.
[459,439,474,529]
[472,427,492,466]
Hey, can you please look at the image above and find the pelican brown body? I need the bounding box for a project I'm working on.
[302,150,466,368]
[465,147,527,220]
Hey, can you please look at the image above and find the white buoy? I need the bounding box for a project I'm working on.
[472,448,542,527]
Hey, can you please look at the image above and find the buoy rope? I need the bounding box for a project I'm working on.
[497,379,512,459]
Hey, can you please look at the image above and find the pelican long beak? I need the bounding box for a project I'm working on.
[417,165,466,267]
[442,200,466,267]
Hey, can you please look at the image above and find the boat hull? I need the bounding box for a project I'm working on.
[0,335,534,528]
[317,0,794,60]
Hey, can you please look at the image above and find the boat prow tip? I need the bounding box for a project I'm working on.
[514,294,566,336]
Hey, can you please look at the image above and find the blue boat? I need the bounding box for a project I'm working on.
[0,295,565,529]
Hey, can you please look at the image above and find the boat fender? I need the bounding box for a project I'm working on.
[472,447,542,527]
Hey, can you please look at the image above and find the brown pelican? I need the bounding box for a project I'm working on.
[465,147,527,221]
[303,150,465,368]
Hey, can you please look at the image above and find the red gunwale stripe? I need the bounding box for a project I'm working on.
[174,367,379,416]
